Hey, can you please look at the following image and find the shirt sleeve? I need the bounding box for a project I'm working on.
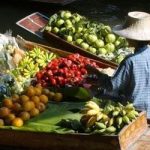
[98,58,131,101]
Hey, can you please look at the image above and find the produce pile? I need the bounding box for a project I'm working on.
[45,10,133,64]
[58,99,139,135]
[80,100,139,134]
[0,85,63,127]
[11,47,57,93]
[36,53,98,87]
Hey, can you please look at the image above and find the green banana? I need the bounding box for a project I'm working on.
[106,126,116,133]
[112,110,120,117]
[123,116,130,124]
[95,122,106,129]
[116,116,123,126]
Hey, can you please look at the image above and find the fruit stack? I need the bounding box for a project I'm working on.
[45,10,133,63]
[80,100,139,134]
[36,53,98,87]
[0,85,63,127]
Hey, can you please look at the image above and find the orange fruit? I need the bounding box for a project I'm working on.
[2,98,13,108]
[31,96,40,105]
[39,95,48,104]
[12,118,24,127]
[0,107,11,118]
[53,93,63,102]
[26,86,35,97]
[30,108,40,117]
[36,102,46,112]
[48,91,55,100]
[19,111,30,121]
[12,103,22,112]
[20,95,29,104]
[34,87,42,96]
[23,101,35,112]
[42,88,50,95]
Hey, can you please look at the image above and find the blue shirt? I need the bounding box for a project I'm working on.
[101,45,150,118]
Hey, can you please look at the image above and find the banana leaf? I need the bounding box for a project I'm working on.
[0,102,85,134]
[58,87,91,101]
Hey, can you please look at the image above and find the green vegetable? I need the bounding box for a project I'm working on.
[97,48,107,55]
[56,19,64,27]
[52,27,59,34]
[66,35,73,43]
[87,34,98,43]
[105,34,116,43]
[80,42,89,50]
[76,39,83,45]
[64,11,72,19]
[105,43,115,52]
[94,39,104,48]
[88,46,97,54]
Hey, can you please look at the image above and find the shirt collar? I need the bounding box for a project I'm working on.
[137,44,150,53]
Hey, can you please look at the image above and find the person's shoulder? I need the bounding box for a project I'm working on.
[121,53,134,65]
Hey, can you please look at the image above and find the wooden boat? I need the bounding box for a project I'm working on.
[43,31,118,68]
[0,38,147,150]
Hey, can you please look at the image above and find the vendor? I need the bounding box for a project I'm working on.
[86,11,150,118]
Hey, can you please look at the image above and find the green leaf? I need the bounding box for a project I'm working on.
[59,87,91,101]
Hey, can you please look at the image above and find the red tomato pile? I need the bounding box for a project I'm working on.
[36,53,98,87]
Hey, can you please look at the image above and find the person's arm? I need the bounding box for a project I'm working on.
[86,59,131,101]
[101,59,131,101]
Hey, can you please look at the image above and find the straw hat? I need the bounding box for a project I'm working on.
[113,11,150,41]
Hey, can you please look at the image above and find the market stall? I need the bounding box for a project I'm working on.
[0,4,149,150]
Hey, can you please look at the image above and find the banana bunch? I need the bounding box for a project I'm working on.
[80,101,103,128]
[80,100,139,135]
[10,47,58,93]
[26,47,57,68]
[35,52,57,67]
[12,47,57,79]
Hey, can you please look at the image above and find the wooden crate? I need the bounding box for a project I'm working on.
[0,111,147,150]
[43,31,118,68]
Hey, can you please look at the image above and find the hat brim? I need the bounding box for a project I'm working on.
[113,24,150,41]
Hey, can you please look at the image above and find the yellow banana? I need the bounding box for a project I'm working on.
[85,101,100,111]
[87,109,99,116]
[108,118,114,126]
[96,112,103,121]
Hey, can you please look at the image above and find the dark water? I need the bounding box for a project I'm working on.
[0,0,150,43]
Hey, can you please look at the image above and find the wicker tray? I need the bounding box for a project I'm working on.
[43,31,118,68]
